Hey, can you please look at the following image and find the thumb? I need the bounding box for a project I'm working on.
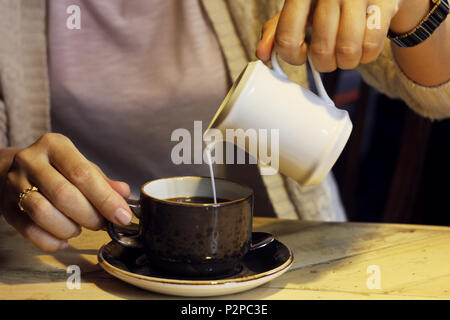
[108,180,131,199]
[256,13,280,62]
[88,160,131,199]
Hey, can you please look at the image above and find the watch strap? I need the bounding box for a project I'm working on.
[388,0,449,47]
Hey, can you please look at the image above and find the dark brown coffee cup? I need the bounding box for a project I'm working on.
[107,176,272,277]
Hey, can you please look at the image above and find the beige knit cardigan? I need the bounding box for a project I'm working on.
[0,0,449,219]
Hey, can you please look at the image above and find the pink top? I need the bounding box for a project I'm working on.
[48,0,229,195]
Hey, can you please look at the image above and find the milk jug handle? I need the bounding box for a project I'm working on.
[271,51,335,106]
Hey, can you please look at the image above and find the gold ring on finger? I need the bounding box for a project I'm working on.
[18,186,39,213]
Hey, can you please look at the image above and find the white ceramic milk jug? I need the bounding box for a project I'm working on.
[204,52,352,186]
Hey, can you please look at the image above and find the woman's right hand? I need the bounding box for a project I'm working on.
[0,133,133,252]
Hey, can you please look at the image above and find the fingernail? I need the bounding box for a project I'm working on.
[114,207,132,225]
[60,241,69,249]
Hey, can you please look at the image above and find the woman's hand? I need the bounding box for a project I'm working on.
[256,0,405,72]
[0,133,132,252]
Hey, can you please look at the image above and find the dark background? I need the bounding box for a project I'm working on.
[329,70,450,226]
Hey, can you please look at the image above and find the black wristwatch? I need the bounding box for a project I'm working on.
[388,0,449,47]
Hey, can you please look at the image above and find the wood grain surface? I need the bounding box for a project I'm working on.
[0,216,449,299]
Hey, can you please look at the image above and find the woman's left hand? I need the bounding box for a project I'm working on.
[256,0,405,72]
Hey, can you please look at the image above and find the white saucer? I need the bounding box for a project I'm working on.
[98,237,293,297]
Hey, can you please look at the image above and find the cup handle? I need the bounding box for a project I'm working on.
[270,51,335,106]
[249,232,275,251]
[107,199,143,249]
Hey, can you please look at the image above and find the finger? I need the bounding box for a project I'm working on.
[21,156,106,230]
[336,0,367,69]
[10,144,106,230]
[7,214,68,252]
[44,135,133,226]
[16,153,104,230]
[360,1,394,64]
[309,0,340,72]
[41,150,130,227]
[2,188,68,252]
[275,0,312,65]
[22,191,82,240]
[256,13,280,61]
[6,169,81,239]
[108,181,131,199]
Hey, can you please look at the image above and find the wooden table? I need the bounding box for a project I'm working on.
[0,216,449,300]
